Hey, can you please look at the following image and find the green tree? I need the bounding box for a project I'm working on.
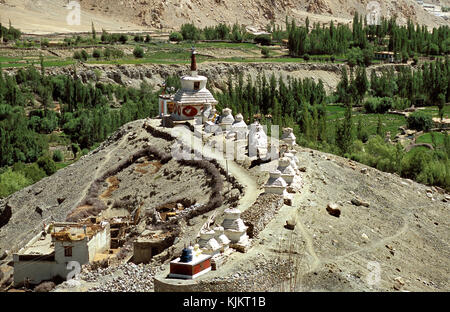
[261,47,270,58]
[92,21,96,40]
[133,46,144,58]
[376,115,383,137]
[92,49,102,59]
[37,155,56,175]
[0,169,31,198]
[81,50,89,61]
[52,150,64,162]
[336,104,353,155]
[169,32,183,42]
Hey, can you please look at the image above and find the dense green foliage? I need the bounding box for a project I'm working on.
[0,23,22,42]
[178,22,250,42]
[407,111,433,131]
[133,46,145,58]
[287,13,450,62]
[0,65,161,198]
[169,32,183,42]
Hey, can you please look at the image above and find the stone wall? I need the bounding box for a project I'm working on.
[241,193,284,238]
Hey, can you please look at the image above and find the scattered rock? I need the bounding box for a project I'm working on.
[284,219,296,230]
[393,277,405,290]
[385,244,395,256]
[326,203,341,218]
[283,197,293,206]
[57,197,66,205]
[351,198,370,207]
[361,168,368,174]
[361,233,369,241]
[299,167,307,172]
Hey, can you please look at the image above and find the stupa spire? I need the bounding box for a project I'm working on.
[191,47,197,75]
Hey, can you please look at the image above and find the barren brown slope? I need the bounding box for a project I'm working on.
[78,0,450,29]
[1,0,448,35]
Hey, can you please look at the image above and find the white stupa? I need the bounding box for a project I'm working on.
[171,48,218,121]
[264,170,288,195]
[248,122,268,158]
[221,208,249,246]
[198,229,221,256]
[283,151,300,174]
[277,157,296,184]
[282,128,297,148]
[219,108,235,131]
[213,226,231,252]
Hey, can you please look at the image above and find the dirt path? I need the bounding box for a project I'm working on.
[165,124,262,213]
[331,222,410,262]
[295,213,321,272]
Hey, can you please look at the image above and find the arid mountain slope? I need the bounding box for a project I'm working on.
[1,0,448,34]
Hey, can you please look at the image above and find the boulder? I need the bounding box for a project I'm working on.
[326,203,341,218]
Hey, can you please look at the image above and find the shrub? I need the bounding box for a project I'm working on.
[80,50,89,61]
[407,111,433,131]
[20,163,47,183]
[118,34,128,44]
[303,53,310,61]
[73,51,81,60]
[169,32,183,42]
[133,46,144,58]
[37,156,57,175]
[364,97,393,114]
[254,34,272,46]
[261,47,270,58]
[180,23,200,41]
[0,169,32,198]
[40,38,49,47]
[71,143,80,158]
[92,49,102,59]
[53,150,64,162]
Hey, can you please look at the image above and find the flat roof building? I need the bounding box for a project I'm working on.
[13,219,110,287]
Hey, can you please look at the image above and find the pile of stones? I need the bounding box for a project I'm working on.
[81,263,157,292]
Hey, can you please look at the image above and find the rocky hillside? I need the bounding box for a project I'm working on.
[79,0,449,29]
[1,0,448,34]
[0,117,449,292]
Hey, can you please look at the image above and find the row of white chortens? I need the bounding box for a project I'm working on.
[162,48,302,264]
[193,115,301,259]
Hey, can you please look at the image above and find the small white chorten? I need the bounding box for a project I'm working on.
[213,226,230,252]
[282,128,296,148]
[198,229,221,256]
[248,122,268,158]
[221,208,249,246]
[220,108,235,131]
[171,48,218,121]
[264,170,288,195]
[277,157,296,184]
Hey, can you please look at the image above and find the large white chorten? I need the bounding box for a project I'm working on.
[171,48,218,121]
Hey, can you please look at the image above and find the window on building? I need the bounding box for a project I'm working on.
[194,81,200,90]
[64,246,72,257]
